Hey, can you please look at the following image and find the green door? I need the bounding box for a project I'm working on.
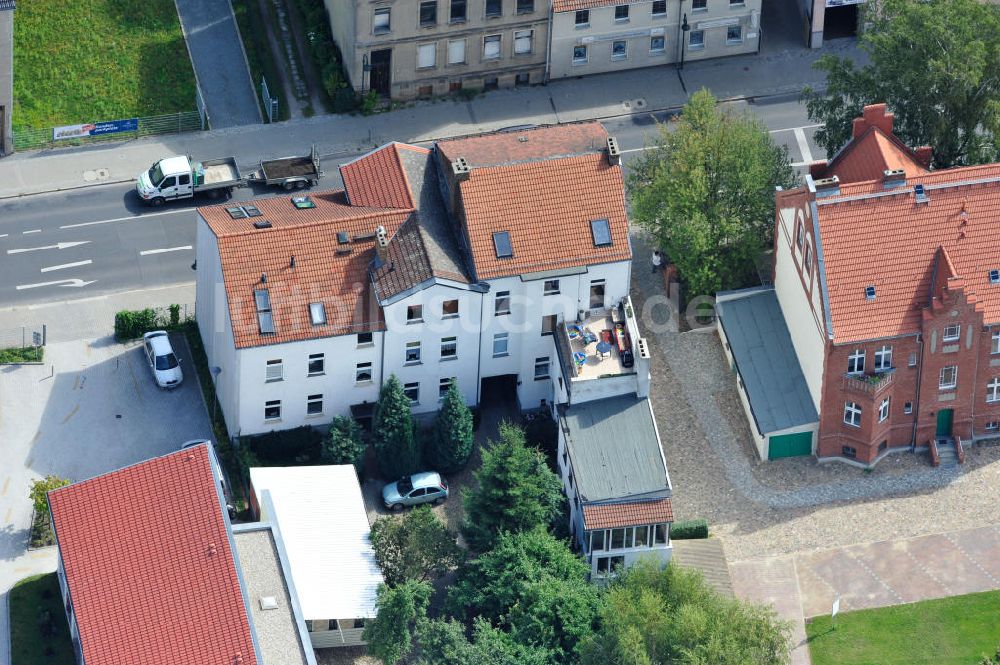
[768,431,813,459]
[936,409,954,437]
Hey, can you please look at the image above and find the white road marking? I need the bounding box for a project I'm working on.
[0,234,7,239]
[770,123,822,134]
[40,260,93,273]
[59,208,188,229]
[22,229,41,234]
[139,245,192,256]
[7,241,91,255]
[16,278,96,290]
[794,128,815,165]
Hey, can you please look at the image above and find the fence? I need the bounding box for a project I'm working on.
[0,325,46,363]
[260,76,279,123]
[13,110,206,152]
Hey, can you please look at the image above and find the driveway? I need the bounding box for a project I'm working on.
[0,330,213,664]
[174,0,261,128]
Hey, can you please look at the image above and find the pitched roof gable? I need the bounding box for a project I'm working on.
[340,143,430,209]
[48,446,258,665]
[437,122,608,168]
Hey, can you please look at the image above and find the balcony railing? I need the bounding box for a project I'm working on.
[843,369,894,396]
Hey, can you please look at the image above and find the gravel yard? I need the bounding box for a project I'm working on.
[629,239,1000,563]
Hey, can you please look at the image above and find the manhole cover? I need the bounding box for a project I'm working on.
[82,168,110,182]
[635,98,647,109]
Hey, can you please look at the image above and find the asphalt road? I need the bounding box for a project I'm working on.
[0,98,824,309]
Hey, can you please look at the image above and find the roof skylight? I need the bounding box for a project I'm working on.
[591,218,612,247]
[865,286,876,300]
[254,288,275,334]
[493,231,513,259]
[990,270,1000,284]
[309,302,327,326]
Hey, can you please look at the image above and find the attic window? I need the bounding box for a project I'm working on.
[254,288,275,335]
[991,270,1000,284]
[243,205,262,218]
[865,286,876,300]
[226,206,248,219]
[292,195,316,209]
[590,218,612,247]
[337,231,350,245]
[309,302,327,326]
[493,231,513,259]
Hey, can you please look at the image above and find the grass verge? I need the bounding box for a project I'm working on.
[9,574,76,665]
[0,346,43,363]
[232,0,291,122]
[13,0,197,130]
[807,590,1000,665]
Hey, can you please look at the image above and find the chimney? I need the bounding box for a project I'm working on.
[606,136,621,166]
[852,103,894,139]
[451,156,470,182]
[812,175,840,198]
[882,168,906,189]
[807,162,829,179]
[375,225,389,264]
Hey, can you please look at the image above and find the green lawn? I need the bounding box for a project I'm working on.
[807,590,1000,665]
[0,346,43,363]
[9,574,76,665]
[13,0,197,130]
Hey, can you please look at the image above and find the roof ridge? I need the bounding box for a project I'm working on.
[213,206,415,239]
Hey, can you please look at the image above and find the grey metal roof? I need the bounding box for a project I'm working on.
[562,396,670,502]
[233,528,313,665]
[716,288,819,435]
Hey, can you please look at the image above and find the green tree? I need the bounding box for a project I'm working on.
[509,576,602,663]
[363,580,432,665]
[461,423,564,551]
[373,375,421,479]
[427,381,474,473]
[580,559,791,665]
[629,89,797,298]
[416,618,553,665]
[321,415,365,472]
[803,0,1000,168]
[370,505,465,586]
[29,475,69,516]
[448,527,590,625]
[980,647,1000,665]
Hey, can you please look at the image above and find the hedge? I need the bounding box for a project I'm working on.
[114,305,193,342]
[244,426,324,465]
[670,519,709,540]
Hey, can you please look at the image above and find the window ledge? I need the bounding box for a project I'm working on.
[356,379,374,386]
[265,378,283,383]
[575,23,590,29]
[493,353,509,358]
[496,311,511,316]
[264,418,282,423]
[357,343,375,349]
[614,18,629,23]
[308,372,325,378]
[441,355,458,362]
[407,319,424,325]
[534,376,549,381]
[305,412,325,419]
[450,18,467,24]
[404,361,423,366]
[442,314,460,320]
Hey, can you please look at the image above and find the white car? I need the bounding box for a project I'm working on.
[142,331,183,389]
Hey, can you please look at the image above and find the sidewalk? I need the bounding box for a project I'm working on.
[0,39,861,200]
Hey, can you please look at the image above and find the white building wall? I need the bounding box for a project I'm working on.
[774,205,826,411]
[235,332,384,436]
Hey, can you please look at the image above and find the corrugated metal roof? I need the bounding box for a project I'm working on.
[716,288,819,434]
[562,395,670,502]
[249,466,384,619]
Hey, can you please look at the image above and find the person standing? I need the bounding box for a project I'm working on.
[651,250,663,274]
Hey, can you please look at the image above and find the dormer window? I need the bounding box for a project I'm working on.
[493,231,513,258]
[865,286,876,300]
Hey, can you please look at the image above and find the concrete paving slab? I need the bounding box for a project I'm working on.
[730,556,810,665]
[797,547,900,613]
[912,533,1000,597]
[845,539,947,605]
[946,526,1000,581]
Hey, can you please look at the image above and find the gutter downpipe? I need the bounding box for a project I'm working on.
[544,5,554,82]
[911,334,923,447]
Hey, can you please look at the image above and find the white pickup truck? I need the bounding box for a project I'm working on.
[136,155,242,206]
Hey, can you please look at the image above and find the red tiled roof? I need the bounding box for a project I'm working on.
[201,190,411,349]
[457,153,632,280]
[340,143,429,209]
[438,122,609,168]
[583,498,674,530]
[48,447,258,665]
[815,166,1000,343]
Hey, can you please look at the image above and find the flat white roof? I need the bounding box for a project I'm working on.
[249,465,383,620]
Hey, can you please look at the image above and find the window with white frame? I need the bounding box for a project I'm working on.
[266,359,283,382]
[514,29,532,54]
[308,353,325,376]
[692,0,706,8]
[495,291,511,315]
[993,330,1000,354]
[575,9,589,25]
[307,394,323,415]
[878,397,890,422]
[265,400,281,420]
[874,345,892,371]
[407,304,423,323]
[442,299,459,318]
[572,44,588,63]
[534,356,550,380]
[356,362,373,383]
[493,332,509,357]
[543,279,559,295]
[448,39,466,64]
[614,4,628,20]
[943,324,960,341]
[908,352,918,367]
[439,377,455,400]
[726,25,742,44]
[417,43,437,69]
[404,382,420,404]
[612,40,627,59]
[405,341,421,363]
[441,336,457,359]
[485,0,502,16]
[689,30,704,49]
[847,349,865,374]
[652,0,666,15]
[373,7,390,33]
[483,34,501,59]
[904,401,913,414]
[987,421,1000,431]
[596,555,625,576]
[650,35,665,53]
[358,331,374,346]
[542,314,557,336]
[844,401,862,427]
[420,0,437,25]
[988,378,1000,403]
[940,365,957,390]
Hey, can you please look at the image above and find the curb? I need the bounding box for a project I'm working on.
[0,85,816,201]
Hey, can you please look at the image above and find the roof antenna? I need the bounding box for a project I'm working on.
[290,255,296,269]
[261,272,267,284]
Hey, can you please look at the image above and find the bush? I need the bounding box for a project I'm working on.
[294,0,358,112]
[427,382,474,473]
[245,426,323,465]
[114,308,158,341]
[670,519,709,540]
[29,476,69,548]
[322,416,366,473]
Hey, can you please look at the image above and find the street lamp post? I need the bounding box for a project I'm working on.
[678,13,690,70]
